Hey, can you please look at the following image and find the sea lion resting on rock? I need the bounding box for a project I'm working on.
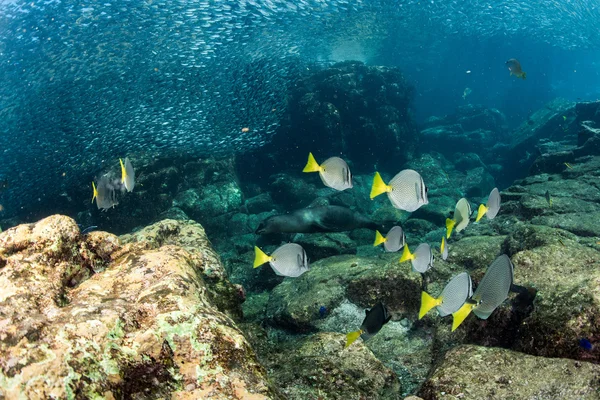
[255,205,380,234]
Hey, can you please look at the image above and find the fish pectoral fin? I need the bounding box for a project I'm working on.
[373,230,386,247]
[302,152,321,173]
[476,204,487,222]
[345,330,363,348]
[253,246,271,268]
[445,218,456,238]
[419,292,440,319]
[370,172,389,199]
[452,302,474,331]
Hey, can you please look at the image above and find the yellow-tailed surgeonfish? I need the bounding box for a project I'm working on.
[446,198,471,238]
[545,190,553,207]
[476,187,501,222]
[399,243,434,273]
[345,302,391,348]
[92,175,119,211]
[452,254,514,331]
[374,226,405,253]
[302,152,352,191]
[440,236,449,261]
[370,170,428,212]
[120,157,135,192]
[420,272,472,319]
[506,58,526,79]
[253,243,310,278]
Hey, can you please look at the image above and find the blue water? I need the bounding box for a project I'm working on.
[0,0,599,220]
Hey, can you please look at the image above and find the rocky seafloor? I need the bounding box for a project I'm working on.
[2,62,600,399]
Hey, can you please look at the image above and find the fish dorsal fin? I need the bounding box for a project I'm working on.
[302,152,321,173]
[374,230,386,247]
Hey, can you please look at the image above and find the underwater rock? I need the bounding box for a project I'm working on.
[269,173,318,210]
[245,192,275,214]
[419,345,600,400]
[460,166,496,198]
[265,254,421,332]
[293,232,357,261]
[255,331,401,400]
[120,218,244,319]
[0,216,275,399]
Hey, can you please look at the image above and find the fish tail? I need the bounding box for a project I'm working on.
[302,152,321,173]
[419,291,440,319]
[452,302,474,331]
[440,237,445,254]
[253,246,271,268]
[91,181,98,203]
[521,72,527,80]
[345,329,363,348]
[399,244,413,263]
[120,158,127,183]
[370,171,389,199]
[475,204,487,222]
[373,230,386,247]
[445,218,456,238]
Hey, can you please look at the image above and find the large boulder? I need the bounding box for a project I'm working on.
[419,345,600,400]
[0,216,275,399]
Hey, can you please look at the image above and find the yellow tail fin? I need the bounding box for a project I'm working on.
[399,244,414,263]
[521,72,527,80]
[370,172,390,199]
[91,182,98,203]
[253,246,272,268]
[302,152,321,173]
[373,230,386,247]
[451,302,475,331]
[445,218,456,239]
[120,158,127,183]
[345,330,363,348]
[419,291,441,319]
[440,237,446,254]
[475,204,487,222]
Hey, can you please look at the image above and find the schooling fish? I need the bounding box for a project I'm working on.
[440,236,449,261]
[345,302,391,348]
[506,58,526,79]
[446,198,471,238]
[452,254,514,331]
[370,170,428,212]
[374,226,406,253]
[253,243,310,278]
[92,175,119,211]
[476,187,501,222]
[399,243,434,274]
[120,157,135,192]
[420,272,472,319]
[303,152,353,191]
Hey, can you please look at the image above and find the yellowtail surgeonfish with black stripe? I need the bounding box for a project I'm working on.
[253,243,310,277]
[399,243,434,273]
[370,169,428,212]
[374,226,406,253]
[452,254,514,331]
[446,198,471,238]
[302,152,353,191]
[345,302,391,348]
[419,272,472,319]
[120,157,135,192]
[476,187,501,222]
[92,175,119,211]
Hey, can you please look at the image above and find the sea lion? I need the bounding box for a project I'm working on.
[255,205,380,234]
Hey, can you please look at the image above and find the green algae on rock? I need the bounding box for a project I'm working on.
[419,345,600,400]
[0,215,277,399]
